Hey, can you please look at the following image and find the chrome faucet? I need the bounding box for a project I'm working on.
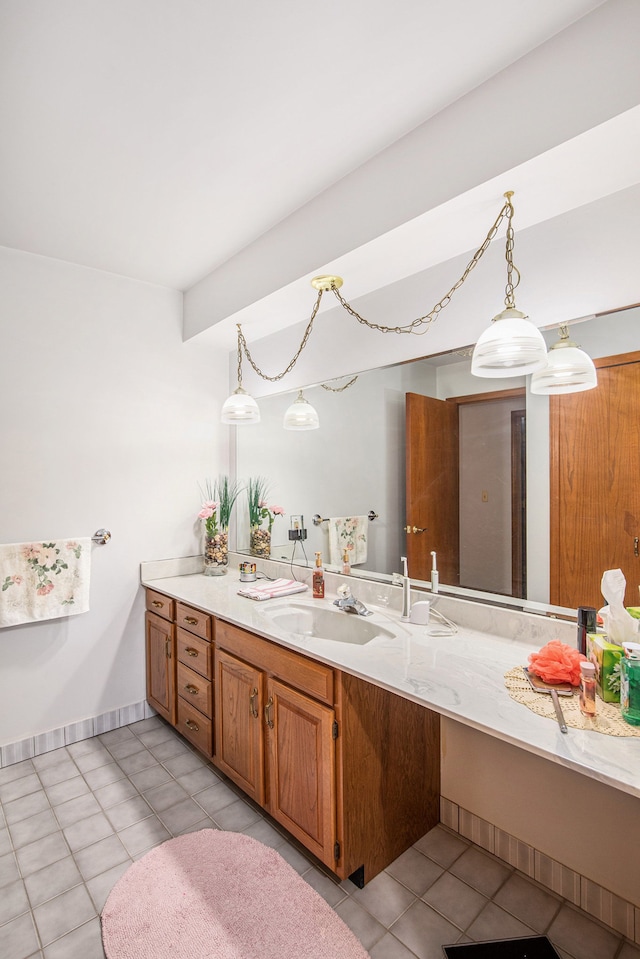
[333,583,373,617]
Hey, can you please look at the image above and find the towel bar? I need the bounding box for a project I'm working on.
[312,511,378,526]
[92,529,112,545]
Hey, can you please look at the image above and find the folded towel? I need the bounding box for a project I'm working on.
[328,516,368,566]
[0,538,91,628]
[237,578,308,601]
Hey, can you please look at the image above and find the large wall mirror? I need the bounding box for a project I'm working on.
[234,305,640,613]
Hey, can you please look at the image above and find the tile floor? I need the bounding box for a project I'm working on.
[1,715,638,959]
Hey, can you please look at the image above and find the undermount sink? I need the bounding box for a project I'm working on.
[261,602,395,646]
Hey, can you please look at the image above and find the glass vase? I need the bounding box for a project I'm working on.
[203,530,228,576]
[250,525,271,558]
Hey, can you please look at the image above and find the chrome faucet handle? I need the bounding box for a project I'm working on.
[337,583,352,598]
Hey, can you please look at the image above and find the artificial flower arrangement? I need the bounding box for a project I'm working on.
[198,476,242,534]
[198,476,242,574]
[246,476,284,557]
[246,477,285,532]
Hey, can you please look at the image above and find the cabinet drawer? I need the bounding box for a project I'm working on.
[177,627,212,680]
[176,697,212,757]
[145,589,175,622]
[176,602,212,640]
[177,661,212,719]
[215,619,333,706]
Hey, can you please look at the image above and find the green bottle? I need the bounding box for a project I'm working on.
[620,642,640,726]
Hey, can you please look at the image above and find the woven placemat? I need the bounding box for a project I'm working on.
[504,666,640,737]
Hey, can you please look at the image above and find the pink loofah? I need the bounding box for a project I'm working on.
[528,639,587,687]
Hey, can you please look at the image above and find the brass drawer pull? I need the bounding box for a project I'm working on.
[185,647,198,657]
[265,695,274,729]
[184,616,199,626]
[185,719,200,732]
[185,684,199,696]
[249,687,258,719]
[151,600,163,608]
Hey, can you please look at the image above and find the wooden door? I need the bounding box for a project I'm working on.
[550,352,640,609]
[406,392,459,584]
[145,611,175,725]
[214,649,265,805]
[265,678,336,869]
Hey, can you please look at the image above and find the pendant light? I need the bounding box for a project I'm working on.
[530,326,597,394]
[471,192,547,378]
[221,324,260,424]
[220,191,558,424]
[283,390,320,430]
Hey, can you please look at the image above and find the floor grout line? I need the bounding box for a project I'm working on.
[0,718,638,959]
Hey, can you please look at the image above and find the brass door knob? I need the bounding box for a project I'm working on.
[403,525,426,534]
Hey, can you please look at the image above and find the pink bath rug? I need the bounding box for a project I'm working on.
[101,829,371,959]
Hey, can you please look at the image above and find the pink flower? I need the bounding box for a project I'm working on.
[258,500,268,508]
[198,504,217,520]
[65,541,79,549]
[22,545,40,559]
[271,505,285,516]
[37,583,55,596]
[12,575,23,584]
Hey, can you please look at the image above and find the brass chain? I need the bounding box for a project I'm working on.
[320,375,358,392]
[503,192,520,308]
[236,194,517,383]
[238,289,324,382]
[330,197,513,335]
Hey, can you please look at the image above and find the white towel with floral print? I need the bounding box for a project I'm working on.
[0,539,91,627]
[328,516,368,567]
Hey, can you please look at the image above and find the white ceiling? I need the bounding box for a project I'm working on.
[3,0,640,366]
[1,0,608,294]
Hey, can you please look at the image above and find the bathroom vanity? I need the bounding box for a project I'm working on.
[142,558,640,921]
[145,579,439,885]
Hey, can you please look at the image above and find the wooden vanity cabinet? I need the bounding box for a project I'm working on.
[145,590,176,724]
[214,617,439,884]
[144,589,214,757]
[214,624,337,867]
[174,602,214,757]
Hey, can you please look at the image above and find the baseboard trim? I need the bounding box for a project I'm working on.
[440,796,640,946]
[0,700,157,768]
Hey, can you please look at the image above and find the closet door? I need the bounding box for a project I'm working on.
[550,351,640,609]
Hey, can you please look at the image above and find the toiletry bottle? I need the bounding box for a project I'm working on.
[430,550,439,594]
[620,642,640,726]
[579,661,597,717]
[577,606,597,656]
[342,549,351,575]
[313,552,325,599]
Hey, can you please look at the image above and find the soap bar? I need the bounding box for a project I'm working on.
[586,632,624,702]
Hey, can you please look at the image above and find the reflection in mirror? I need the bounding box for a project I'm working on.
[234,306,639,612]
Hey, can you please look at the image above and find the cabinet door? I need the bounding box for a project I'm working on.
[266,678,336,869]
[214,649,265,805]
[145,611,175,725]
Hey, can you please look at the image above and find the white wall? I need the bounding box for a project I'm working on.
[442,718,640,906]
[0,248,228,747]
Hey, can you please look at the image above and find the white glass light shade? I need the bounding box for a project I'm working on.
[530,342,597,395]
[471,308,548,378]
[221,387,260,424]
[283,391,320,430]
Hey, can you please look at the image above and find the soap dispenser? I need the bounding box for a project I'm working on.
[313,552,325,599]
[400,556,411,621]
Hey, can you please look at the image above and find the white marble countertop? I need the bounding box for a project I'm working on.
[141,564,640,800]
